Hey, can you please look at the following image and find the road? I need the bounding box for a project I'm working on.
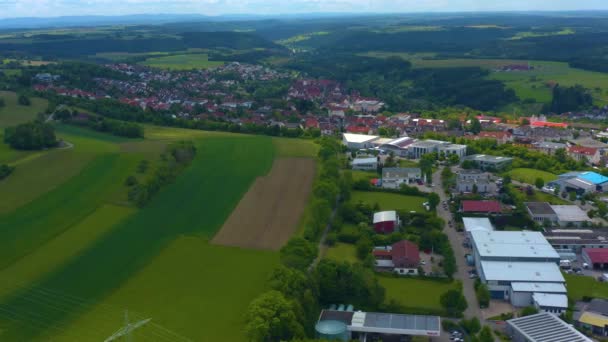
[432,167,481,320]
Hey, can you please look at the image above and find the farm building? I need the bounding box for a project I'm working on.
[316,309,441,340]
[461,200,501,214]
[456,170,493,193]
[525,202,589,227]
[543,229,608,254]
[464,154,513,171]
[583,248,608,269]
[352,157,378,171]
[381,167,422,189]
[342,133,380,150]
[470,230,564,306]
[574,299,608,337]
[506,312,591,342]
[373,211,400,234]
[373,240,420,275]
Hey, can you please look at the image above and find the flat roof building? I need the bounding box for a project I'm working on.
[317,310,441,340]
[533,293,568,315]
[552,205,590,227]
[506,312,591,342]
[352,157,378,171]
[480,261,564,284]
[544,229,608,253]
[381,167,422,189]
[462,217,494,236]
[461,200,501,213]
[464,154,514,171]
[471,231,560,262]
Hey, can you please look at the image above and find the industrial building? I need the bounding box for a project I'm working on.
[543,229,608,254]
[462,217,494,239]
[470,231,565,306]
[525,202,590,227]
[548,171,608,195]
[506,312,591,342]
[574,298,608,337]
[373,211,400,234]
[342,133,380,150]
[316,309,441,341]
[381,167,422,189]
[407,140,467,159]
[351,157,378,171]
[464,154,514,171]
[583,248,608,269]
[376,136,416,157]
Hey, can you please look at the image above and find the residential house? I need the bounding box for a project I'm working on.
[464,154,513,171]
[381,167,422,189]
[568,146,601,165]
[456,170,493,193]
[373,240,420,275]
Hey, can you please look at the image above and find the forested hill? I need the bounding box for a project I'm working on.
[0,31,284,58]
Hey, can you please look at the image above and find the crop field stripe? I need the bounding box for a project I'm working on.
[0,153,132,269]
[0,135,274,341]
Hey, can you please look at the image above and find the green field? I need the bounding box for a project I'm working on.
[506,168,558,185]
[565,274,608,302]
[272,137,319,158]
[351,191,426,212]
[363,55,608,105]
[0,91,48,129]
[379,276,458,311]
[0,122,285,341]
[351,170,378,182]
[325,243,358,263]
[140,53,224,70]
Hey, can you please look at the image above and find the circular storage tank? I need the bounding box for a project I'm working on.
[315,320,348,341]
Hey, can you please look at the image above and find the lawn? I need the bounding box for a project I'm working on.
[565,274,608,302]
[140,53,224,70]
[0,91,48,129]
[506,168,558,185]
[0,135,277,341]
[351,170,378,182]
[378,276,458,311]
[325,243,358,263]
[351,191,426,212]
[272,137,319,158]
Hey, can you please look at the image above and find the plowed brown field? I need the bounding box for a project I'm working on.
[211,158,315,250]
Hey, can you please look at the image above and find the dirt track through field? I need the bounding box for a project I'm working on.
[211,158,316,250]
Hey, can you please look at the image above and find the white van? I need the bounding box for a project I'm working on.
[559,260,572,269]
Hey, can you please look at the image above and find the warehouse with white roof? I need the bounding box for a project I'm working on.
[462,217,494,239]
[470,231,566,307]
[507,312,591,342]
[342,133,380,150]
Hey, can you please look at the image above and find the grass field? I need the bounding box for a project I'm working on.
[0,134,279,341]
[351,191,426,212]
[363,54,608,105]
[379,276,458,311]
[565,274,608,302]
[351,170,378,182]
[140,53,224,70]
[272,137,319,158]
[325,243,358,263]
[0,91,48,129]
[506,168,558,184]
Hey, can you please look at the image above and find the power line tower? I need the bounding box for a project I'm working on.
[104,310,151,342]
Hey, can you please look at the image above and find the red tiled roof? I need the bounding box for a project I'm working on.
[584,248,608,264]
[478,131,510,139]
[462,200,501,213]
[530,121,568,128]
[347,126,369,134]
[372,250,392,257]
[569,146,598,156]
[391,240,420,268]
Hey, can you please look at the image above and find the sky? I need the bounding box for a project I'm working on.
[1,0,608,19]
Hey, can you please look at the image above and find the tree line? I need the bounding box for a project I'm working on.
[56,108,143,138]
[4,120,57,150]
[125,141,196,207]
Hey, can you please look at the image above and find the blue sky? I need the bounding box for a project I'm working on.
[1,0,608,19]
